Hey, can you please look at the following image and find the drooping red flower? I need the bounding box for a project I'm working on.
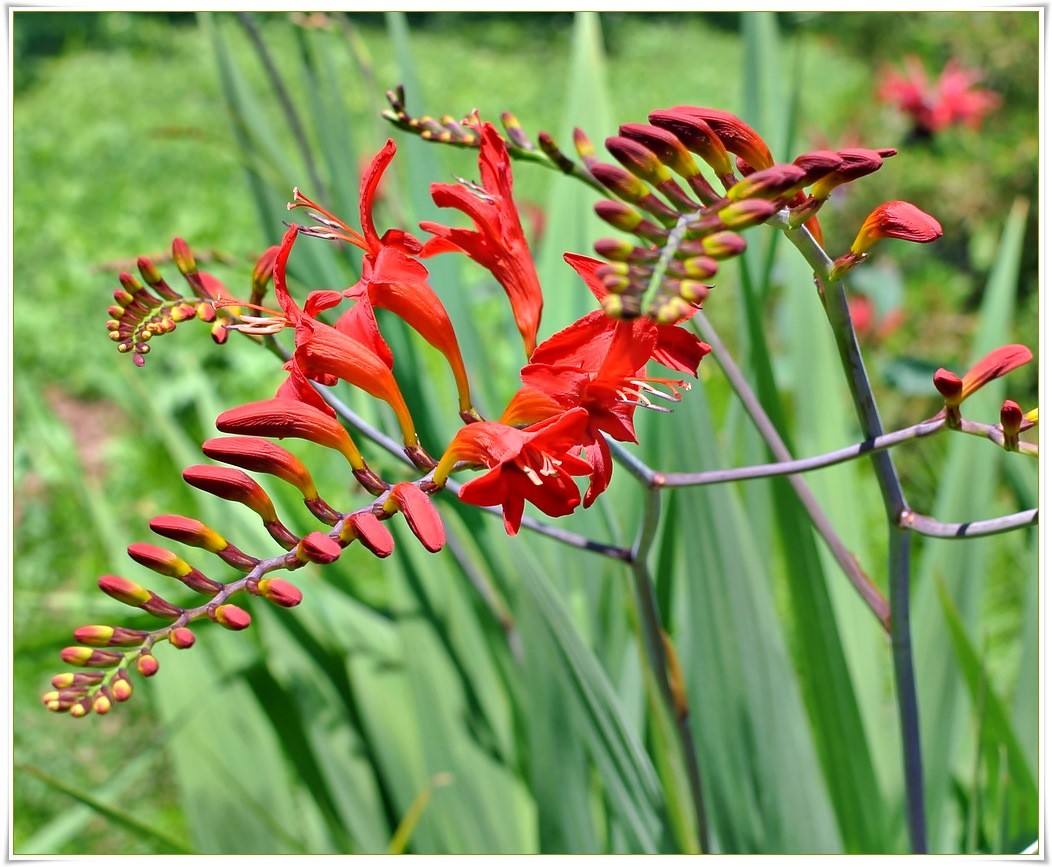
[434,409,593,535]
[420,122,544,357]
[288,142,476,417]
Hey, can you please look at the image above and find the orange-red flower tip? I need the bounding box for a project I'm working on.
[182,464,278,523]
[851,201,942,255]
[344,511,395,558]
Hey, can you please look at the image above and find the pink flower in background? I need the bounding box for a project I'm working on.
[877,56,1000,137]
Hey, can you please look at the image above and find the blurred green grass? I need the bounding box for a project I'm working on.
[13,10,1038,854]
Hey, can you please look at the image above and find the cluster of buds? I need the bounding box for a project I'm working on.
[43,417,449,716]
[106,238,278,367]
[932,344,1037,450]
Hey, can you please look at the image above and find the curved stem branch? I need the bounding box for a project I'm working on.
[657,418,946,487]
[691,312,890,630]
[901,507,1038,538]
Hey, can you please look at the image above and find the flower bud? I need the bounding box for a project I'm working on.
[98,574,151,607]
[111,670,133,702]
[296,531,343,565]
[388,481,446,553]
[717,199,778,230]
[250,245,280,306]
[214,604,252,631]
[202,436,319,500]
[500,112,534,151]
[594,238,658,263]
[60,646,125,668]
[594,200,667,242]
[216,399,366,472]
[92,686,113,716]
[792,150,844,186]
[73,625,148,647]
[537,131,578,174]
[672,106,774,171]
[137,653,159,677]
[573,126,597,161]
[648,109,735,181]
[169,627,196,649]
[258,577,303,608]
[726,164,806,202]
[933,368,964,403]
[127,542,222,595]
[1000,400,1023,451]
[343,511,395,558]
[810,148,895,201]
[149,514,228,553]
[850,201,943,255]
[171,237,198,277]
[52,671,104,689]
[589,163,679,223]
[182,465,279,523]
[668,256,719,280]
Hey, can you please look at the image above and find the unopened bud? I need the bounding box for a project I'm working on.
[169,627,196,649]
[1000,400,1023,451]
[214,604,252,631]
[60,646,125,668]
[726,164,806,202]
[149,514,228,554]
[73,625,148,647]
[137,653,159,677]
[111,671,133,701]
[717,199,778,230]
[171,237,198,276]
[98,574,151,607]
[258,577,303,608]
[343,511,395,558]
[182,465,279,523]
[296,531,343,565]
[389,481,446,553]
[201,436,319,500]
[500,112,534,151]
[594,200,667,242]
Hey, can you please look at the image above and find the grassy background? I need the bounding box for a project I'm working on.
[12,10,1039,854]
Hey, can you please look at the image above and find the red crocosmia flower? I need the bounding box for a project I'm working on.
[851,201,942,255]
[420,122,544,357]
[269,226,421,451]
[519,254,704,506]
[877,55,1000,136]
[434,409,593,535]
[287,143,476,417]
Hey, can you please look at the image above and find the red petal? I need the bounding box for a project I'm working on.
[391,482,446,553]
[960,344,1033,400]
[652,324,710,376]
[359,140,397,249]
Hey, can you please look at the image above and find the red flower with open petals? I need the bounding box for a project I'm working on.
[288,143,476,417]
[434,409,592,535]
[878,56,1000,136]
[420,122,544,357]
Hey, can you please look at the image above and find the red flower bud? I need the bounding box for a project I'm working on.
[215,399,365,472]
[717,199,778,230]
[214,604,252,631]
[51,671,104,689]
[137,653,159,677]
[74,625,148,647]
[295,531,343,565]
[258,577,303,608]
[726,164,806,202]
[98,574,151,607]
[343,511,394,558]
[850,201,942,255]
[388,482,446,553]
[170,627,196,649]
[60,646,124,668]
[810,148,895,200]
[111,672,133,702]
[149,514,228,553]
[202,436,319,499]
[669,106,774,171]
[933,368,964,403]
[1000,400,1023,451]
[594,200,667,242]
[647,109,736,179]
[182,465,278,522]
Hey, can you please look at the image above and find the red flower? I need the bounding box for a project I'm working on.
[434,409,593,535]
[877,56,1000,136]
[420,122,544,357]
[511,254,706,505]
[289,142,476,417]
